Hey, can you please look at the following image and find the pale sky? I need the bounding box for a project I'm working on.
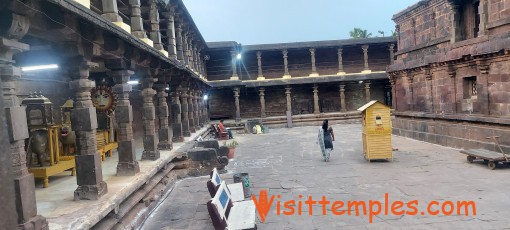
[183,0,419,45]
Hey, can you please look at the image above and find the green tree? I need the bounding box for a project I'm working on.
[349,28,372,39]
[391,30,398,37]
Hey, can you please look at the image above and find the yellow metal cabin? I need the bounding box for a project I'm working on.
[357,101,392,162]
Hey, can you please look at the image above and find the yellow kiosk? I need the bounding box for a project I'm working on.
[357,100,393,162]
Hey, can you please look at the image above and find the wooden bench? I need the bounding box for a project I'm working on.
[207,181,256,230]
[207,168,245,202]
[211,124,229,140]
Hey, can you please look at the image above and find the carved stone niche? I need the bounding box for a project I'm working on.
[0,13,30,39]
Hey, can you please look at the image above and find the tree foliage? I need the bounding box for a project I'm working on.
[349,28,372,39]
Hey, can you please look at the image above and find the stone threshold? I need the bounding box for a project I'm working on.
[395,111,510,126]
[37,126,210,230]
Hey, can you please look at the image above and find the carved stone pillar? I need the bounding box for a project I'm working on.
[257,51,264,80]
[165,7,177,59]
[339,84,347,112]
[450,3,463,43]
[102,0,128,32]
[285,87,292,113]
[362,45,371,73]
[171,91,184,142]
[337,48,345,75]
[1,31,48,228]
[282,49,291,78]
[425,69,433,112]
[389,74,398,111]
[313,84,320,114]
[477,62,490,115]
[193,46,199,72]
[109,69,140,176]
[180,89,191,136]
[196,91,203,127]
[188,90,196,133]
[175,22,184,61]
[231,49,239,80]
[233,87,241,122]
[389,44,395,65]
[192,91,200,129]
[309,48,319,77]
[149,1,164,53]
[365,81,371,103]
[203,95,209,123]
[69,59,109,202]
[155,84,172,150]
[478,0,488,36]
[407,75,414,111]
[447,68,457,113]
[188,41,195,71]
[139,70,160,160]
[130,0,151,45]
[182,32,190,67]
[259,88,266,118]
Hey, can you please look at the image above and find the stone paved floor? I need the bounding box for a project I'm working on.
[141,124,510,230]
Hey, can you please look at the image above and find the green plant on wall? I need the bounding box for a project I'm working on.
[223,140,239,148]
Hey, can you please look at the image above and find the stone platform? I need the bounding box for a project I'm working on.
[141,124,510,229]
[35,127,209,230]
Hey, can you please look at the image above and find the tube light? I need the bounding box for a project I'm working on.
[204,95,209,100]
[127,80,139,85]
[21,64,59,72]
[236,53,242,60]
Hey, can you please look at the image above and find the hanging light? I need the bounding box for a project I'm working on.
[204,95,209,100]
[21,64,59,72]
[127,80,139,85]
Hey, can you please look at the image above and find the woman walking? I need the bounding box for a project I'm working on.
[318,119,335,161]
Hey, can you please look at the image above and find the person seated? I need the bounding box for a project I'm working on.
[218,120,233,139]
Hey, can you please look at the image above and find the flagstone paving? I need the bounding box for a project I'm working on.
[141,124,510,229]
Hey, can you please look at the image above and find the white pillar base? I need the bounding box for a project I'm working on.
[74,0,90,8]
[337,72,346,75]
[257,76,265,80]
[159,50,169,57]
[113,21,131,33]
[230,76,239,80]
[309,73,319,77]
[140,38,154,47]
[361,70,372,74]
[282,75,292,79]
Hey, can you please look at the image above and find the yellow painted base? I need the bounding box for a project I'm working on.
[282,75,292,79]
[74,0,90,8]
[361,70,372,74]
[29,159,76,188]
[99,142,118,161]
[160,50,169,57]
[113,21,131,33]
[337,72,346,75]
[257,76,265,80]
[309,73,319,77]
[141,38,154,47]
[230,76,239,80]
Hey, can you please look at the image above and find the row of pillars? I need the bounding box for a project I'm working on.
[231,44,396,80]
[232,82,372,120]
[102,0,207,77]
[0,37,209,229]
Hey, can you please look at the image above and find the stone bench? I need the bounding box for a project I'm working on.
[207,181,257,230]
[207,168,245,202]
[186,140,230,176]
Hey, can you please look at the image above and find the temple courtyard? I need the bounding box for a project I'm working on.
[141,123,510,229]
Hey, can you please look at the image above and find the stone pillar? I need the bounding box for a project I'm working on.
[130,0,151,45]
[407,75,414,111]
[188,41,195,71]
[192,91,200,130]
[180,89,191,136]
[182,32,190,67]
[389,75,398,111]
[478,63,490,115]
[165,7,177,59]
[309,48,319,77]
[102,0,128,32]
[171,91,184,142]
[337,48,345,75]
[233,87,241,122]
[230,49,239,80]
[447,68,457,113]
[196,91,203,126]
[365,81,371,103]
[285,86,292,113]
[313,84,320,114]
[188,90,196,133]
[362,45,371,73]
[450,3,463,43]
[149,1,164,53]
[339,84,347,112]
[478,0,488,36]
[203,95,209,123]
[139,70,160,160]
[69,59,109,201]
[282,49,291,78]
[175,22,184,61]
[259,88,266,118]
[1,33,48,229]
[109,70,140,176]
[155,84,172,150]
[425,69,433,112]
[256,51,264,80]
[193,46,199,72]
[389,44,395,65]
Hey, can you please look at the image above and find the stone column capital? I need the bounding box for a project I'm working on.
[362,45,369,52]
[282,49,288,57]
[258,87,265,96]
[309,48,316,54]
[257,51,262,58]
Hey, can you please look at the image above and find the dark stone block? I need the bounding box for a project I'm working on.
[75,154,103,186]
[14,174,37,223]
[196,140,220,150]
[74,181,108,200]
[187,148,216,161]
[5,107,29,142]
[117,161,140,176]
[142,135,160,160]
[118,140,137,162]
[171,104,181,114]
[142,106,156,120]
[173,123,184,142]
[71,107,98,131]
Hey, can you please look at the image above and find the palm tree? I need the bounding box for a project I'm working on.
[378,31,385,37]
[391,30,398,37]
[349,28,372,39]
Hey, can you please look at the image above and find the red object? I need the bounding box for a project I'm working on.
[228,148,235,159]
